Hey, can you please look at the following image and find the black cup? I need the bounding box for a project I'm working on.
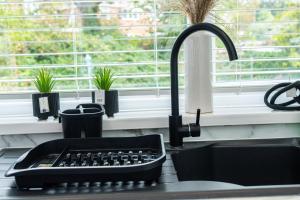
[83,108,104,138]
[60,109,82,138]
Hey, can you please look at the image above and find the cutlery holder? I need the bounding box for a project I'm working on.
[60,104,104,138]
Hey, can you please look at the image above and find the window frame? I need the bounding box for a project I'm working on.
[0,0,299,114]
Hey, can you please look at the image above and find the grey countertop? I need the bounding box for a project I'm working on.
[1,146,300,200]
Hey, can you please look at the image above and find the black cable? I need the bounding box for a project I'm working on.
[264,81,300,111]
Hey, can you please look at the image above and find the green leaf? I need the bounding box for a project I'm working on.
[33,68,56,93]
[93,67,115,91]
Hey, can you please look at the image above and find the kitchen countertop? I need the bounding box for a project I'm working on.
[1,145,300,200]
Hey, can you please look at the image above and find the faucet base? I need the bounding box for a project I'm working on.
[169,115,183,147]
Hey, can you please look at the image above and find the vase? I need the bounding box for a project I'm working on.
[184,31,213,114]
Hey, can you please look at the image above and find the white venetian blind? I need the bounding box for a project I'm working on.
[1,0,299,95]
[0,0,186,94]
[213,0,300,88]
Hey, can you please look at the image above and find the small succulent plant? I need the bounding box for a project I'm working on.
[93,68,115,91]
[33,68,56,93]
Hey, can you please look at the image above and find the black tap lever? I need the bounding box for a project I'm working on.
[177,109,201,138]
[196,109,200,125]
[189,109,201,137]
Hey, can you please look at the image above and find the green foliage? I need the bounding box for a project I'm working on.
[0,0,299,92]
[0,1,184,92]
[33,68,56,93]
[93,68,115,91]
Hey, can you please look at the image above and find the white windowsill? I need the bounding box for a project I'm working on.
[0,92,299,135]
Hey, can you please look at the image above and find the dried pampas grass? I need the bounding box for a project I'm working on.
[168,0,218,24]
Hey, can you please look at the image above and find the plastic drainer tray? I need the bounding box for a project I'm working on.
[5,135,166,189]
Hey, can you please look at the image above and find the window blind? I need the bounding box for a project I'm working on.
[0,0,186,94]
[213,0,300,88]
[0,0,299,95]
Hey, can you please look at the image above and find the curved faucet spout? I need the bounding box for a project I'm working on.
[169,22,238,147]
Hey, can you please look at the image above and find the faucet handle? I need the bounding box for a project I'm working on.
[196,109,200,125]
[177,109,201,138]
[189,108,201,137]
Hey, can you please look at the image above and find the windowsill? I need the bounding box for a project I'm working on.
[1,91,300,135]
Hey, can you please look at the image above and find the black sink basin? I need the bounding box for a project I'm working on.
[171,138,300,186]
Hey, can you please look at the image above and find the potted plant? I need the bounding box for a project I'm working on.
[32,68,60,120]
[167,0,218,114]
[94,68,119,118]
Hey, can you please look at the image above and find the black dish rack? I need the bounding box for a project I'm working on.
[5,135,166,189]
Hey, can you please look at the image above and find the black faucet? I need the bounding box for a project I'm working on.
[169,23,238,147]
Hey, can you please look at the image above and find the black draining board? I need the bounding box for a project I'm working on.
[5,135,166,189]
[51,149,159,167]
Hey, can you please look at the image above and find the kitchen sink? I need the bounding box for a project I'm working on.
[171,138,300,186]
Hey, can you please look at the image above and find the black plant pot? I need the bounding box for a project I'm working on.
[104,90,119,118]
[32,92,60,120]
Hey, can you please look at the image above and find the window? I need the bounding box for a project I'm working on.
[0,0,186,94]
[0,0,299,95]
[213,0,300,88]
